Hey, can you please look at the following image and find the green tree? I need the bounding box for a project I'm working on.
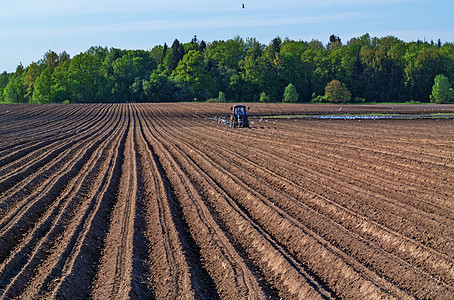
[150,44,165,65]
[0,71,10,102]
[324,79,351,103]
[143,71,174,102]
[172,50,213,99]
[207,37,246,71]
[237,44,266,101]
[355,46,404,102]
[305,48,333,96]
[218,91,226,102]
[4,34,454,104]
[227,73,249,102]
[327,34,342,49]
[32,67,53,103]
[259,91,270,102]
[441,43,454,81]
[23,62,41,102]
[3,64,26,103]
[278,50,309,101]
[300,49,319,98]
[43,50,59,72]
[2,78,16,103]
[161,39,185,75]
[131,77,145,102]
[51,59,71,102]
[59,51,71,63]
[111,50,157,101]
[66,53,104,102]
[206,37,247,99]
[86,46,107,60]
[405,48,446,101]
[280,40,310,79]
[283,83,299,103]
[100,48,125,78]
[430,74,453,103]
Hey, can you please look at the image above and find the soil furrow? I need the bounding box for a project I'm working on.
[0,135,118,270]
[0,105,124,299]
[194,122,454,257]
[135,104,218,299]
[169,120,454,288]
[151,123,335,298]
[0,106,118,244]
[151,116,411,299]
[142,108,268,299]
[0,103,452,299]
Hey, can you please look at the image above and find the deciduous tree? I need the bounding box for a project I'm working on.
[324,79,351,103]
[259,91,270,102]
[283,83,299,103]
[172,50,213,99]
[32,68,53,103]
[66,53,104,102]
[0,71,10,102]
[430,74,453,103]
[23,63,41,102]
[3,64,26,103]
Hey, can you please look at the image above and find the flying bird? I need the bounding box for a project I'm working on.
[242,3,245,8]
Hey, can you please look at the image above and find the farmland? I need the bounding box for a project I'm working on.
[0,103,453,299]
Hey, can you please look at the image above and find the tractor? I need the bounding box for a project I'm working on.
[230,105,250,128]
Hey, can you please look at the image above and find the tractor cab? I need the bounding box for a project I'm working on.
[230,105,250,128]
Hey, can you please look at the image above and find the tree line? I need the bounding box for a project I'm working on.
[1,34,453,104]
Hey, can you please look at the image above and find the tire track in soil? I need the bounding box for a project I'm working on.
[0,104,110,175]
[229,144,454,287]
[205,118,453,219]
[191,141,451,298]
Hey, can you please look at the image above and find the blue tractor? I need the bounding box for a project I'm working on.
[230,105,250,128]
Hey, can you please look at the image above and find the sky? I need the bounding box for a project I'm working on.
[1,0,453,72]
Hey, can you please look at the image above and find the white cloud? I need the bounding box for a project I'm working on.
[0,10,368,38]
[1,0,234,18]
[1,0,426,18]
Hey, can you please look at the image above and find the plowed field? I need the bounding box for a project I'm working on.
[0,103,453,299]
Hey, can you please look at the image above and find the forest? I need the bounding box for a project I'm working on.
[1,33,454,104]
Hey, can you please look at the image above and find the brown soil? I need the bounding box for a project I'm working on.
[0,103,453,299]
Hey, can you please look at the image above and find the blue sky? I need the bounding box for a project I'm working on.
[1,0,453,72]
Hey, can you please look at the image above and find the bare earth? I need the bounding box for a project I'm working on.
[0,103,453,299]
